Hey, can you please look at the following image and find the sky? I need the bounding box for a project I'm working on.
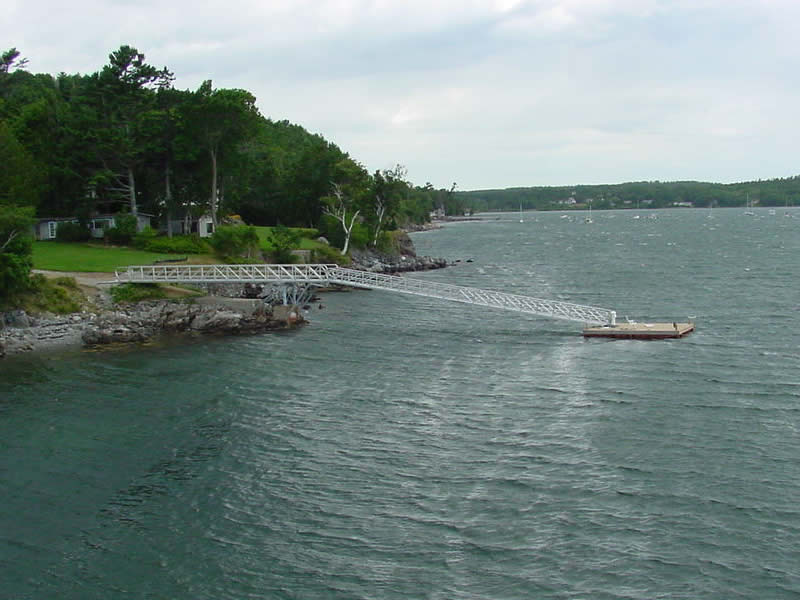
[4,0,800,190]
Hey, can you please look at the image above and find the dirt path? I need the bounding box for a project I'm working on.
[33,270,113,289]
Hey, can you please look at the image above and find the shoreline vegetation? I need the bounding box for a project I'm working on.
[1,44,468,350]
[0,230,449,359]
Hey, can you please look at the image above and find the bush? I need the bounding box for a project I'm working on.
[144,235,210,254]
[317,216,369,253]
[311,244,350,265]
[105,214,137,245]
[131,226,158,249]
[264,225,300,263]
[10,274,83,314]
[209,226,260,260]
[55,222,90,242]
[132,229,209,254]
[110,283,167,304]
[296,228,320,239]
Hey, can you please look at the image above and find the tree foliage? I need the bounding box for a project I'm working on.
[457,178,800,212]
[266,224,301,263]
[208,225,260,260]
[0,44,452,276]
[0,204,35,299]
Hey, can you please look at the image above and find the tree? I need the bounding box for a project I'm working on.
[285,137,347,227]
[0,121,42,206]
[0,204,35,300]
[91,45,173,216]
[322,183,361,256]
[182,81,260,227]
[321,157,369,255]
[369,164,407,247]
[0,48,28,74]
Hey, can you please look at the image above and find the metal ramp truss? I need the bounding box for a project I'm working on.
[115,263,616,325]
[262,284,315,307]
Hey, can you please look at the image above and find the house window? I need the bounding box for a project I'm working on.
[48,221,57,239]
[206,222,214,234]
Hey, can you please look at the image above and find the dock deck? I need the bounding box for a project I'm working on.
[583,322,694,339]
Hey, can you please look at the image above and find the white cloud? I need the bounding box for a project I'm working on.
[3,0,800,188]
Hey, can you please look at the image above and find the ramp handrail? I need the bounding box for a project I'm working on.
[114,263,616,325]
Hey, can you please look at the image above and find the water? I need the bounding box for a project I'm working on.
[2,208,799,599]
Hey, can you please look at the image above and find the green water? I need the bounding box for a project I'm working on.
[2,208,799,598]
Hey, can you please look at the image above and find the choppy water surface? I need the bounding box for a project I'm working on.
[2,208,799,599]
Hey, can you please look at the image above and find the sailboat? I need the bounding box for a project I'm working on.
[585,202,593,223]
[744,193,755,216]
[519,203,524,223]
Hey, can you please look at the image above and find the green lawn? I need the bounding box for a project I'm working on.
[33,229,329,273]
[32,242,188,272]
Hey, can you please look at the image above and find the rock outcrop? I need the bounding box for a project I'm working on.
[349,231,449,274]
[1,300,303,358]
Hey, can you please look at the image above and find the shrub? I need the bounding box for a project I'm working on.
[110,283,167,304]
[208,226,260,260]
[55,222,90,242]
[311,244,350,265]
[264,225,301,263]
[131,226,158,249]
[133,230,209,254]
[296,228,320,239]
[317,217,369,253]
[105,214,137,245]
[10,274,83,314]
[145,235,209,254]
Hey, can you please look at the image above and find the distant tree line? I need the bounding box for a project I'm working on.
[458,178,800,212]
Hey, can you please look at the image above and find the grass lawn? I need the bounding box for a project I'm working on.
[33,242,209,272]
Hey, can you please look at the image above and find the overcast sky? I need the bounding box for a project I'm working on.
[5,0,800,190]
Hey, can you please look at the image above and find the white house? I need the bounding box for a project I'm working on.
[34,213,152,240]
[162,213,215,238]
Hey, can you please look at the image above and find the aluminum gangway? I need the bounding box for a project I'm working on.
[114,263,616,326]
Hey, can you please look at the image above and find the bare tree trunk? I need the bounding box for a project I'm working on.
[165,161,173,238]
[323,183,360,256]
[371,198,386,247]
[341,213,359,255]
[209,147,218,228]
[128,166,137,217]
[1,230,19,252]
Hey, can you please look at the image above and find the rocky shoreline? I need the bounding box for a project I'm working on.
[0,299,303,358]
[1,242,451,359]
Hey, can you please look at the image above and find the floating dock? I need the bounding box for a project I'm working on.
[583,322,694,340]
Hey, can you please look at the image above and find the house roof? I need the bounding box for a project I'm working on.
[36,212,154,222]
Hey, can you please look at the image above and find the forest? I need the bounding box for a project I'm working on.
[457,177,800,212]
[0,45,470,299]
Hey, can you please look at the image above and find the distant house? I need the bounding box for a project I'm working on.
[34,213,153,241]
[429,207,446,220]
[33,217,79,240]
[161,213,215,238]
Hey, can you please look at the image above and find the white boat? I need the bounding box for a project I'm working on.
[744,193,755,216]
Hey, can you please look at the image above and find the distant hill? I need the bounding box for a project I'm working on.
[457,176,800,211]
